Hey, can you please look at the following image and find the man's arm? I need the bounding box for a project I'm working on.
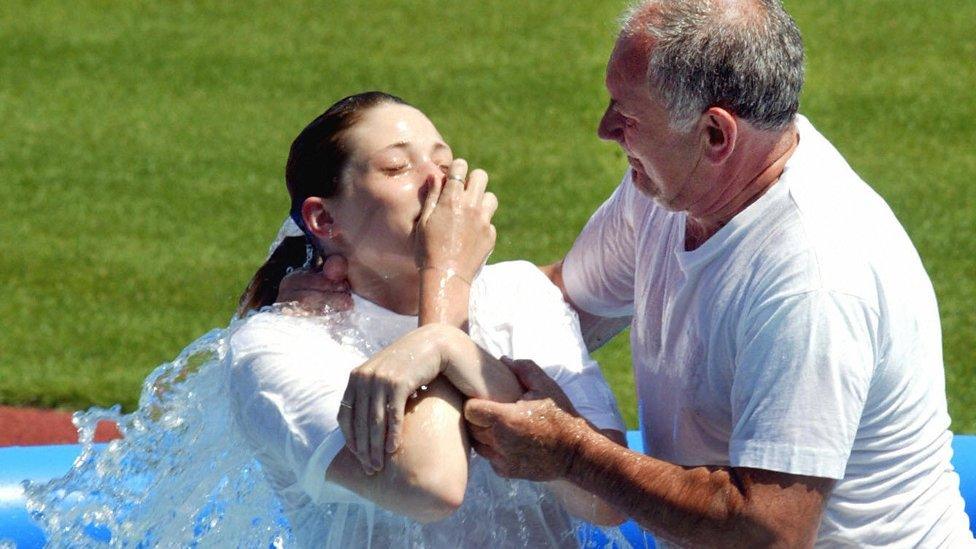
[465,360,832,548]
[545,428,628,526]
[567,425,832,547]
[539,260,631,352]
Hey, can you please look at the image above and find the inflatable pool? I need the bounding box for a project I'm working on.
[3,432,975,547]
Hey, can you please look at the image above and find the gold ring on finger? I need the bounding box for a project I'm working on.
[448,174,465,183]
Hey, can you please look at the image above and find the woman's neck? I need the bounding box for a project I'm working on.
[346,260,420,316]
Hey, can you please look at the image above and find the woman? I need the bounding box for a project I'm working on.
[230,91,626,547]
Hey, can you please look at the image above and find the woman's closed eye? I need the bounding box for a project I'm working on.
[381,162,411,175]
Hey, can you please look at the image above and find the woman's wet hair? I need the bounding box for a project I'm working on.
[236,91,409,316]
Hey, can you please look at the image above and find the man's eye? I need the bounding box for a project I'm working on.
[624,117,637,128]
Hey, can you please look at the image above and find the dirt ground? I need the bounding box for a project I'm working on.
[0,406,121,446]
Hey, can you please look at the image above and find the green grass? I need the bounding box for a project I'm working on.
[1,1,974,431]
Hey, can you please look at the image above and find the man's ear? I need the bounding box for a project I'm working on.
[701,107,737,164]
[300,197,335,241]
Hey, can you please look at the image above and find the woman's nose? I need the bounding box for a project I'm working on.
[420,159,445,184]
[418,162,444,201]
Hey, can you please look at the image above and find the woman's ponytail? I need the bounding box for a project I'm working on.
[236,236,310,317]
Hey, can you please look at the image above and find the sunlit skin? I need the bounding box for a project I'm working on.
[598,35,704,210]
[300,104,455,316]
[598,33,799,250]
[283,103,626,525]
[460,11,829,547]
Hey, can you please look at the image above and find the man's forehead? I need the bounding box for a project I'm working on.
[606,36,651,93]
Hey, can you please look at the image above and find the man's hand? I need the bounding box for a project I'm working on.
[464,358,590,482]
[276,255,353,313]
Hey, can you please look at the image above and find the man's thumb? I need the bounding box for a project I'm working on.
[322,254,349,284]
[464,398,500,427]
[503,357,555,392]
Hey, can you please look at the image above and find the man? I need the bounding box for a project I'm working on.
[279,1,972,546]
[460,1,973,547]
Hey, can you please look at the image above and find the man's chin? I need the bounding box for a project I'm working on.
[630,168,659,198]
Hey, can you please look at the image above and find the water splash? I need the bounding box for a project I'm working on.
[24,306,632,547]
[24,327,292,547]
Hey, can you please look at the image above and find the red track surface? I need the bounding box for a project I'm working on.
[0,406,122,446]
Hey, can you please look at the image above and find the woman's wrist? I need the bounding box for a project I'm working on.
[418,264,473,329]
[418,264,472,286]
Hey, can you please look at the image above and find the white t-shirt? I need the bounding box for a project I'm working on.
[228,261,625,548]
[563,115,973,547]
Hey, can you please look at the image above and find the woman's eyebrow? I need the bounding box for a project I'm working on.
[376,141,451,155]
[379,142,411,152]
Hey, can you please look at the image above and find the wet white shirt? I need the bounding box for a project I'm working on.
[228,261,625,547]
[563,115,973,547]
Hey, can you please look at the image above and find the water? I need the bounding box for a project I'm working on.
[24,306,630,547]
[25,326,292,547]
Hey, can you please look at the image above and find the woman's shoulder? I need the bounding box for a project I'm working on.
[476,261,562,301]
[471,261,577,331]
[228,309,348,360]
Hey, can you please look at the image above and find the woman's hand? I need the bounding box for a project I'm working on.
[416,158,498,283]
[337,324,453,474]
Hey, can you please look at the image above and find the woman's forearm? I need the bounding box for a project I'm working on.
[327,377,470,523]
[432,325,523,403]
[418,267,472,329]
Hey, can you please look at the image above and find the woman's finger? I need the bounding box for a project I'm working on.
[442,158,468,202]
[465,168,488,206]
[338,383,357,454]
[385,384,412,453]
[353,374,374,473]
[447,158,468,184]
[419,177,443,226]
[482,192,498,222]
[368,380,389,472]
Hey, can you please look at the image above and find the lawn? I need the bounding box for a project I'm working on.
[1,0,974,431]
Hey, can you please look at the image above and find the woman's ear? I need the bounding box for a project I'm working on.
[300,197,335,242]
[701,107,737,164]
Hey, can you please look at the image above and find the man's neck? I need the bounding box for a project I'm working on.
[684,124,799,251]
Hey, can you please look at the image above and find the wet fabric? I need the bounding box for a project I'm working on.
[563,115,973,546]
[229,261,625,547]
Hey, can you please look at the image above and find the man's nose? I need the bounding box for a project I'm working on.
[598,107,624,143]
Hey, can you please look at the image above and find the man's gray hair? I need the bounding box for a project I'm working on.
[622,0,804,131]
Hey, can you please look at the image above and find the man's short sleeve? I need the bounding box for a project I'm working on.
[562,171,638,318]
[730,289,879,479]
